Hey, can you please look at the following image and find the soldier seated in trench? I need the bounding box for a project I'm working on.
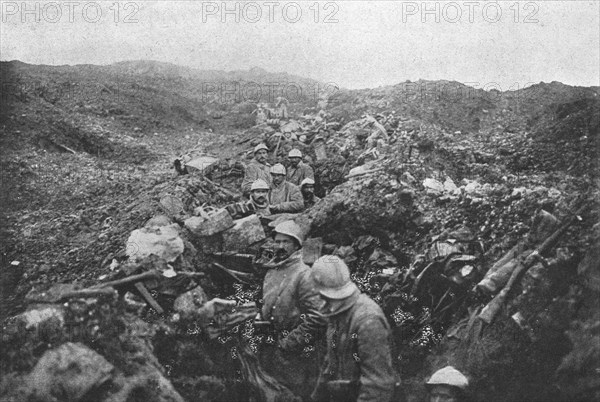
[268,164,304,214]
[225,179,272,219]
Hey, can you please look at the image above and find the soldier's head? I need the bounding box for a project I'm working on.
[300,178,315,198]
[426,366,468,402]
[250,179,269,205]
[270,164,286,186]
[288,149,302,168]
[254,143,269,164]
[272,220,303,261]
[311,256,359,315]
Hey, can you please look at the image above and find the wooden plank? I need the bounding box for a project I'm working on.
[303,237,323,265]
[134,282,164,314]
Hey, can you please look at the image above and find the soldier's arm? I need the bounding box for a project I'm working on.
[304,164,315,180]
[311,328,333,402]
[271,184,304,213]
[279,271,326,351]
[356,317,396,402]
[241,164,259,195]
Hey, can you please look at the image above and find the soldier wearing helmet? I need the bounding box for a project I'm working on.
[286,148,314,186]
[260,220,326,398]
[310,256,397,402]
[300,178,321,208]
[241,143,272,196]
[426,366,469,402]
[226,179,272,219]
[249,179,271,216]
[269,163,304,213]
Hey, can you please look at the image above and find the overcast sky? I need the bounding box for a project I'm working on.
[1,1,598,90]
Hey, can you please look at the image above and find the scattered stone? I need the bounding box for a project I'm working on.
[173,285,209,319]
[16,305,65,330]
[423,178,444,194]
[144,214,172,228]
[443,177,460,195]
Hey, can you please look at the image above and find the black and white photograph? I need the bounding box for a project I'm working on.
[1,1,599,401]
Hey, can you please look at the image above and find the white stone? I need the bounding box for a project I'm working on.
[126,224,184,262]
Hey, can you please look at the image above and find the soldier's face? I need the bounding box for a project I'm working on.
[251,189,268,204]
[289,157,301,167]
[320,296,344,315]
[429,385,459,402]
[273,233,299,261]
[301,184,314,197]
[271,173,285,186]
[255,149,268,164]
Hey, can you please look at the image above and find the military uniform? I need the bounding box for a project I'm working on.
[261,250,326,398]
[304,194,321,209]
[269,181,304,213]
[312,292,396,402]
[287,161,315,186]
[262,250,324,349]
[242,159,272,195]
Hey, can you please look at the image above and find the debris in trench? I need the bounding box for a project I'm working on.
[478,202,589,324]
[2,67,599,402]
[3,342,114,402]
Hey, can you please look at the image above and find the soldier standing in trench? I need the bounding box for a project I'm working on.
[286,149,315,186]
[309,255,397,402]
[259,220,326,399]
[242,143,272,196]
[300,178,321,209]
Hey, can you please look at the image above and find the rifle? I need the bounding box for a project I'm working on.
[478,202,588,324]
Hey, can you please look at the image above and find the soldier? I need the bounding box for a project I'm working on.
[260,220,326,398]
[300,178,321,208]
[226,179,271,219]
[255,106,267,125]
[425,366,469,402]
[310,256,397,402]
[286,149,315,186]
[269,164,304,213]
[275,96,289,119]
[241,143,271,196]
[249,179,271,216]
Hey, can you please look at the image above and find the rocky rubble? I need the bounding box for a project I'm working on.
[1,61,599,401]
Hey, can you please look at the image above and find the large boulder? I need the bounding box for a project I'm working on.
[222,215,266,251]
[11,342,114,401]
[126,224,185,262]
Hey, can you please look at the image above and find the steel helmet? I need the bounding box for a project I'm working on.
[254,143,269,154]
[288,149,302,158]
[250,179,270,191]
[426,366,469,390]
[300,178,315,188]
[270,163,286,175]
[311,256,358,299]
[273,220,304,246]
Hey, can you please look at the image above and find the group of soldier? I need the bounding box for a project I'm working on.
[236,144,469,401]
[236,143,320,218]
